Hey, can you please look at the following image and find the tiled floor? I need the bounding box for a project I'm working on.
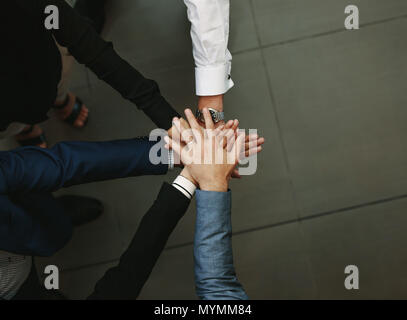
[2,1,406,299]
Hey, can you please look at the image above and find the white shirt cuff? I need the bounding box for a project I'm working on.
[172,175,197,199]
[195,63,234,96]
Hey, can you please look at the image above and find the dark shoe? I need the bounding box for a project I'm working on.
[74,0,107,34]
[57,195,103,227]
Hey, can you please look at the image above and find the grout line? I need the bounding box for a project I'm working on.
[249,0,318,294]
[240,5,407,297]
[237,6,407,297]
[61,258,120,274]
[74,13,407,82]
[248,0,303,219]
[59,11,407,276]
[166,193,407,247]
[233,12,407,56]
[85,69,92,91]
[60,191,407,273]
[72,13,407,84]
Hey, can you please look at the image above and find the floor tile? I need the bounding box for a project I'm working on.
[44,261,118,300]
[39,76,182,261]
[112,171,196,248]
[252,0,407,45]
[224,50,299,232]
[138,245,196,300]
[69,62,90,91]
[4,0,404,301]
[45,222,315,300]
[36,182,125,270]
[229,0,260,53]
[37,197,407,300]
[300,198,407,299]
[42,82,159,144]
[41,78,194,248]
[140,222,317,300]
[0,137,18,151]
[103,0,193,73]
[263,19,407,216]
[107,50,299,247]
[100,0,258,77]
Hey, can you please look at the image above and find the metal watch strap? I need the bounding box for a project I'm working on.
[196,108,225,124]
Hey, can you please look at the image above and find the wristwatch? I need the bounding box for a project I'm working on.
[196,108,225,124]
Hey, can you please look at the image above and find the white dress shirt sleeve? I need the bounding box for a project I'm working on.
[172,175,197,199]
[183,0,234,96]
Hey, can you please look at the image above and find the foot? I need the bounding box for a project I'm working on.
[15,125,48,148]
[55,93,89,128]
[57,195,103,227]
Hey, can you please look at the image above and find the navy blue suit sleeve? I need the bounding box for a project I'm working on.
[0,138,168,256]
[0,193,72,256]
[0,138,168,194]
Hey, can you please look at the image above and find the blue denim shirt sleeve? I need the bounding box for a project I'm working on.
[194,190,248,300]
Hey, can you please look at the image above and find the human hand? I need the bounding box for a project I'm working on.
[198,114,265,178]
[180,167,198,187]
[197,95,265,154]
[167,117,190,138]
[164,108,245,192]
[167,109,265,173]
[219,118,265,179]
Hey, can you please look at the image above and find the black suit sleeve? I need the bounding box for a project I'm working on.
[87,183,190,300]
[20,0,180,129]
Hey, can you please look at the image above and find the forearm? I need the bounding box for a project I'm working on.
[194,190,248,300]
[36,0,179,129]
[88,183,190,299]
[0,138,167,194]
[85,47,179,129]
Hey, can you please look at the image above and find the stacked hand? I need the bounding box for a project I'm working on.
[165,108,265,191]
